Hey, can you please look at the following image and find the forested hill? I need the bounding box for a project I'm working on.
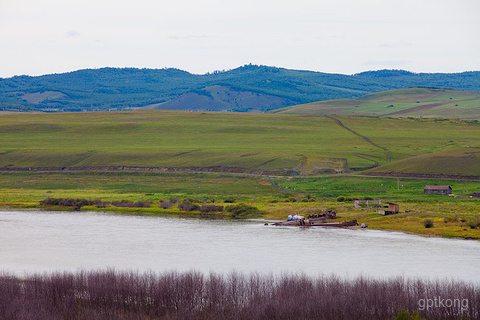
[0,65,479,112]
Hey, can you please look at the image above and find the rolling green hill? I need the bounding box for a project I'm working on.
[366,147,480,177]
[0,110,479,177]
[272,88,480,119]
[1,66,479,112]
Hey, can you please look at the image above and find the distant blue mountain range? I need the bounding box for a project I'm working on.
[0,64,478,112]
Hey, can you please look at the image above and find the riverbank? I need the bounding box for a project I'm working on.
[2,196,480,239]
[0,169,479,239]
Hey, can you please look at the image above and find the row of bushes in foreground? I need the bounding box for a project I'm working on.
[1,270,478,320]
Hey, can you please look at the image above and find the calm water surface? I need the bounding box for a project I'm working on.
[1,209,479,281]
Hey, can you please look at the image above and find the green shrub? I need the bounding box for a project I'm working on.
[337,195,358,202]
[466,218,480,229]
[226,204,262,218]
[394,309,426,320]
[423,219,434,228]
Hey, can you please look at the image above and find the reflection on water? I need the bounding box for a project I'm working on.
[1,209,479,281]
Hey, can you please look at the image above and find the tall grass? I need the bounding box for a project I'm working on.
[0,270,477,319]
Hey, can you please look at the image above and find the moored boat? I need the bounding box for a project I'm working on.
[272,219,358,227]
[308,219,358,227]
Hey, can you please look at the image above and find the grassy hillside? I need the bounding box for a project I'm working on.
[0,111,374,173]
[274,88,480,119]
[0,111,479,177]
[1,66,479,112]
[367,147,480,177]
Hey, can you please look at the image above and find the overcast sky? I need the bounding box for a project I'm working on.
[0,0,479,78]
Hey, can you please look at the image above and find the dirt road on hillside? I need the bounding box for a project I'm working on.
[326,116,391,162]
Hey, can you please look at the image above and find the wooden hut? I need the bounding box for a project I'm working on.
[424,185,452,195]
[378,202,399,216]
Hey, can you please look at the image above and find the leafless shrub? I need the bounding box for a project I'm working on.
[444,216,459,223]
[200,204,224,213]
[159,201,173,209]
[94,199,110,208]
[111,200,133,207]
[177,201,200,211]
[110,200,152,208]
[40,198,152,209]
[169,198,180,204]
[39,197,95,209]
[132,200,152,208]
[0,270,478,320]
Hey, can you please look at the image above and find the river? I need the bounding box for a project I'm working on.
[1,209,479,281]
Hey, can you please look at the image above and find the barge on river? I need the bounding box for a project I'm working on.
[272,218,358,227]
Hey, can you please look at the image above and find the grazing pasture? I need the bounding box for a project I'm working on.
[0,110,479,238]
[0,110,479,175]
[274,88,480,119]
[367,147,480,177]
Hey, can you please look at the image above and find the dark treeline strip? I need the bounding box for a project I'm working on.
[39,198,153,209]
[0,270,478,320]
[39,197,263,217]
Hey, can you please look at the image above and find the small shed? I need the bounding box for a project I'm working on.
[387,202,399,212]
[379,202,399,216]
[424,185,452,195]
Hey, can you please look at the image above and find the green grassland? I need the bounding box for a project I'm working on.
[0,110,479,238]
[0,171,281,205]
[367,147,480,176]
[0,171,479,238]
[336,116,480,176]
[0,111,373,172]
[272,175,480,238]
[0,110,479,175]
[273,88,480,119]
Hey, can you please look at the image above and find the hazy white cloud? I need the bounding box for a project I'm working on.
[378,42,412,49]
[66,30,80,38]
[363,60,413,67]
[168,35,210,41]
[0,0,478,77]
